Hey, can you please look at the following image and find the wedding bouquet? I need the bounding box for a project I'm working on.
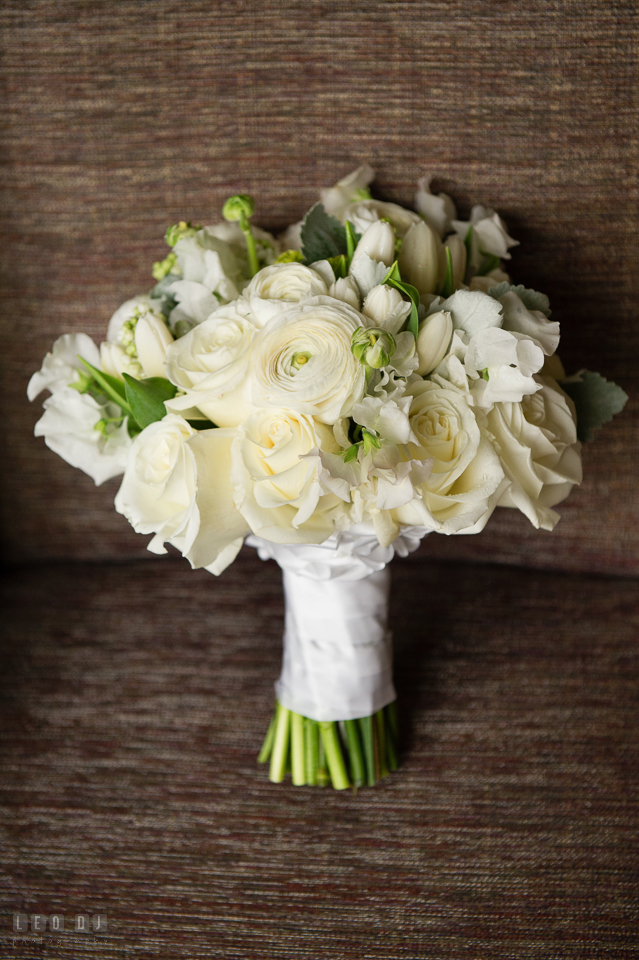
[29,166,627,790]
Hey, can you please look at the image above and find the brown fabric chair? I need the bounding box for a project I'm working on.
[2,2,637,956]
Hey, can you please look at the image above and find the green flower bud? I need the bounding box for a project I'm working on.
[275,249,305,264]
[165,220,201,247]
[361,429,382,454]
[351,326,396,369]
[152,251,178,281]
[222,194,255,223]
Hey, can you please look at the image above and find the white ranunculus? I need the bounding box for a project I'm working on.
[328,276,360,310]
[231,407,344,543]
[243,262,328,304]
[398,220,443,296]
[320,164,376,220]
[115,415,249,573]
[343,199,421,238]
[393,380,507,534]
[464,327,544,407]
[28,333,101,400]
[164,302,257,427]
[33,387,132,485]
[487,376,582,531]
[352,221,396,267]
[250,296,369,424]
[416,310,453,376]
[414,175,457,236]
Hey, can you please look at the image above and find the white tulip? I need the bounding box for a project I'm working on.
[416,310,453,376]
[414,176,457,236]
[328,276,360,310]
[398,220,442,296]
[134,312,174,378]
[352,221,396,267]
[362,285,404,326]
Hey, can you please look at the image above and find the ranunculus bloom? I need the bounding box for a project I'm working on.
[231,407,344,543]
[243,262,328,304]
[249,296,369,424]
[115,415,249,574]
[393,380,507,534]
[486,375,582,530]
[164,302,257,427]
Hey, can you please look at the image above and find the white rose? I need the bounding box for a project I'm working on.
[33,387,132,485]
[250,295,369,424]
[230,407,344,543]
[164,302,257,427]
[28,333,100,400]
[115,415,249,573]
[393,380,507,534]
[486,375,582,531]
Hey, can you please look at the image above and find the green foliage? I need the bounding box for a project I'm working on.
[301,203,352,263]
[440,246,454,299]
[122,374,178,430]
[560,370,628,442]
[488,281,552,317]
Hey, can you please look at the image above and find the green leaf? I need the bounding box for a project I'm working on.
[478,253,501,276]
[384,267,420,339]
[342,443,360,462]
[78,357,133,416]
[122,374,178,429]
[560,370,628,442]
[488,282,552,317]
[440,246,454,299]
[345,220,358,261]
[301,203,350,263]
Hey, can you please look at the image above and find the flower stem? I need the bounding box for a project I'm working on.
[344,719,366,788]
[375,709,388,779]
[257,712,277,764]
[319,722,350,790]
[304,718,319,785]
[317,736,329,787]
[358,715,376,786]
[240,212,260,277]
[291,712,305,786]
[269,702,291,783]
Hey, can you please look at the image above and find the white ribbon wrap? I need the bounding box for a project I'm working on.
[247,525,430,722]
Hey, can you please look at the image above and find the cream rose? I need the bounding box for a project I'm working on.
[230,407,344,543]
[393,380,507,534]
[486,375,582,531]
[249,296,369,424]
[115,415,249,574]
[164,302,257,427]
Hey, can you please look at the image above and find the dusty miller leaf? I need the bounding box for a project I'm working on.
[560,369,628,442]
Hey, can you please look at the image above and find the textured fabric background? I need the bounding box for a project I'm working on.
[1,3,638,958]
[2,0,637,573]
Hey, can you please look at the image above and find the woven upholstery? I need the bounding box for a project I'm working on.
[1,2,637,956]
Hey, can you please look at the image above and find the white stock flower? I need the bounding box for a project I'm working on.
[33,388,131,485]
[393,380,507,534]
[250,296,368,424]
[487,376,582,530]
[164,302,257,427]
[107,295,158,342]
[320,164,376,220]
[100,341,142,380]
[114,415,249,573]
[464,327,544,407]
[28,333,101,400]
[398,220,443,296]
[414,176,457,236]
[231,407,344,543]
